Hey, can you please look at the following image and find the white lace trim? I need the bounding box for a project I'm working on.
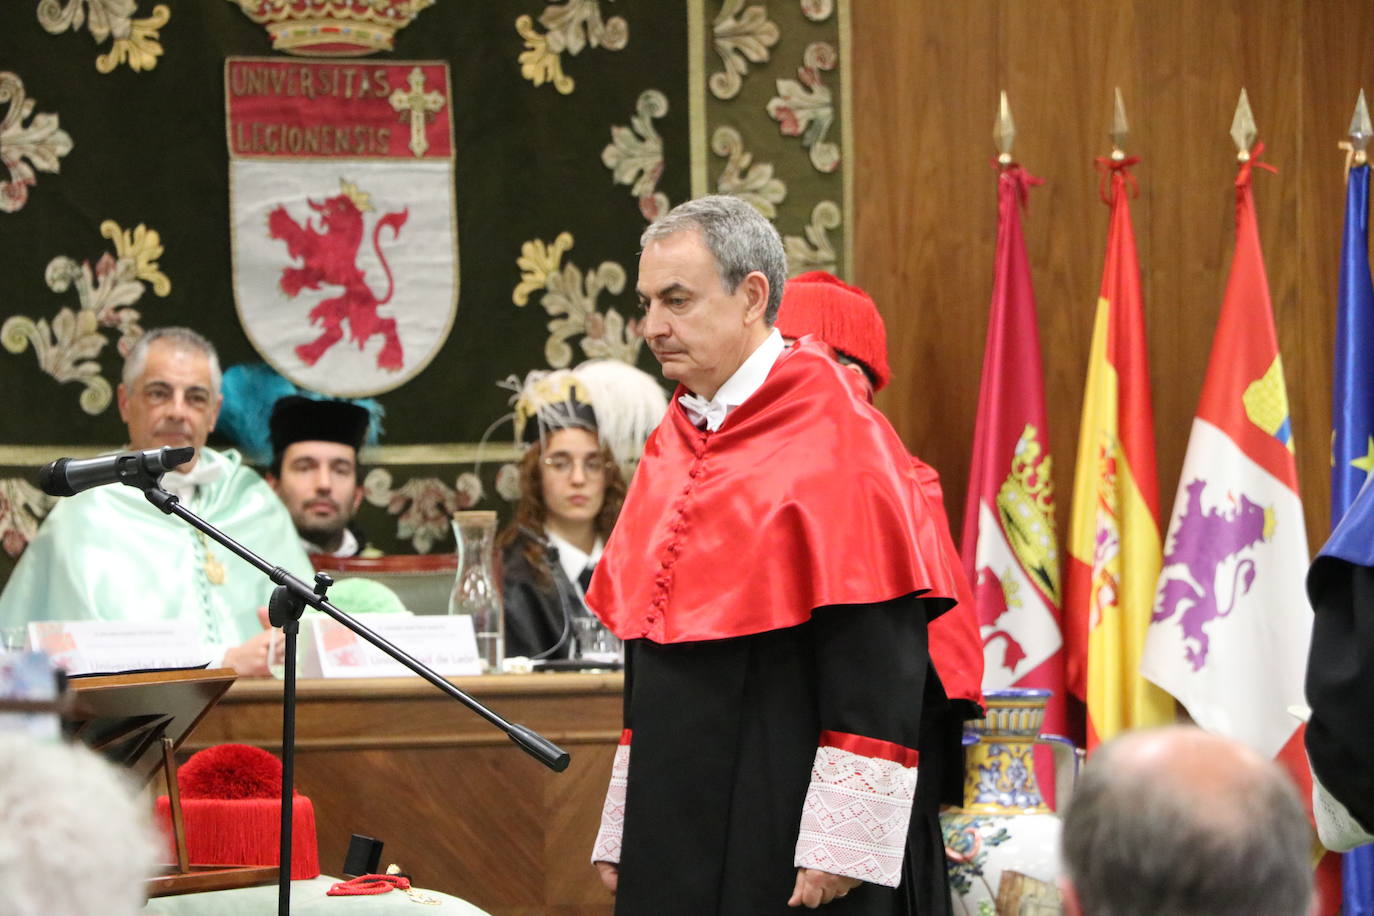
[1314,769,1374,852]
[591,743,631,864]
[794,744,918,888]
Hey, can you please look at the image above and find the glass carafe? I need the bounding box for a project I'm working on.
[449,510,503,672]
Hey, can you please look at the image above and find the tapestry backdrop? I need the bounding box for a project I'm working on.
[0,0,852,587]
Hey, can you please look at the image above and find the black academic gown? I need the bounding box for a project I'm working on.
[613,594,951,916]
[1306,558,1374,831]
[501,532,582,659]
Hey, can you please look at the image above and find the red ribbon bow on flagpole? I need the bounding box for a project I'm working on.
[991,159,1045,211]
[1093,155,1142,204]
[1236,140,1279,188]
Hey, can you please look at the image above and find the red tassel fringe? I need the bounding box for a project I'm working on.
[154,796,321,879]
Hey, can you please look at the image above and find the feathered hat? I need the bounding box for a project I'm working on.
[215,363,385,466]
[775,270,892,391]
[502,360,668,470]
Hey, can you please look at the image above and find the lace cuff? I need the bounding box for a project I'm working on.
[1314,768,1374,852]
[591,732,632,864]
[793,734,919,888]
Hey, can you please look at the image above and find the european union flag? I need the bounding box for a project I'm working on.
[1333,164,1374,512]
[1332,161,1374,916]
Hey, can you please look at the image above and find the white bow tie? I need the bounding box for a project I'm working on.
[679,393,728,431]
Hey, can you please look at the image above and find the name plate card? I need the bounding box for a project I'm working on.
[27,621,211,675]
[307,614,481,678]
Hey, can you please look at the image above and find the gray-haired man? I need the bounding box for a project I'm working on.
[1061,725,1314,916]
[586,196,959,914]
[0,327,312,676]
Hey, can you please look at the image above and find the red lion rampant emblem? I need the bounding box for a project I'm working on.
[267,179,409,371]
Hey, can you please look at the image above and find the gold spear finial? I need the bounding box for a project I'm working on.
[1231,88,1257,161]
[1349,89,1371,164]
[994,90,1016,166]
[1110,87,1129,160]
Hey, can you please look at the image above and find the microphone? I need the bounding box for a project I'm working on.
[38,446,196,497]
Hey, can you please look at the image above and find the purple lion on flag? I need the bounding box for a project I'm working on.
[1152,479,1274,671]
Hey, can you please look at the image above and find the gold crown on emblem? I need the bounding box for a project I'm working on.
[228,0,435,57]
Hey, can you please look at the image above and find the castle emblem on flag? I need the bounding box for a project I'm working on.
[1151,478,1275,670]
[226,58,458,397]
[978,567,1028,672]
[1241,355,1293,451]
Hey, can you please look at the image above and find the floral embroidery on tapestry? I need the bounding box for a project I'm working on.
[767,42,840,174]
[512,233,641,368]
[364,468,484,553]
[709,0,778,101]
[0,72,73,214]
[516,0,628,96]
[602,89,670,222]
[712,126,786,218]
[0,478,57,559]
[784,200,840,275]
[2,221,170,414]
[36,0,172,73]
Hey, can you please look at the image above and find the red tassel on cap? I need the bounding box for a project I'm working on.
[776,270,892,391]
[154,744,320,879]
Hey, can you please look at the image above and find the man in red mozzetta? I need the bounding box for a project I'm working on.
[775,270,985,916]
[587,195,963,915]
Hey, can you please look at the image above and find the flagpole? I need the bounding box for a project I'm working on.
[994,89,1015,169]
[1109,86,1129,162]
[1329,86,1374,916]
[1231,87,1257,162]
[962,89,1070,803]
[1339,89,1370,182]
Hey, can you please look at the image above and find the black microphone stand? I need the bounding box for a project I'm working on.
[122,456,568,916]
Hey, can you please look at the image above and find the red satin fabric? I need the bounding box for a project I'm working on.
[588,340,960,644]
[910,459,985,709]
[819,729,921,768]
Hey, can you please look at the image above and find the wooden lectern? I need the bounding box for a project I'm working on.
[64,667,280,897]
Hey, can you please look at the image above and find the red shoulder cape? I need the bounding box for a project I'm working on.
[910,458,985,708]
[587,341,961,644]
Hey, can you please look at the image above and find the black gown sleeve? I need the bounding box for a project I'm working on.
[1306,558,1374,832]
[794,594,937,892]
[501,538,572,659]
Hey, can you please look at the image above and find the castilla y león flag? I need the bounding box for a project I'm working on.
[960,164,1067,742]
[226,58,459,398]
[1063,159,1174,750]
[1141,149,1309,758]
[1142,148,1339,912]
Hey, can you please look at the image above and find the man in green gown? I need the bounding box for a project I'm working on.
[0,327,312,676]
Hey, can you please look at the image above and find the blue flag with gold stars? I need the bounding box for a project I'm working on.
[1331,161,1374,916]
[1333,164,1374,514]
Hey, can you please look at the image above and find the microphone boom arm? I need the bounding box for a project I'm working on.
[140,486,569,769]
[135,481,569,916]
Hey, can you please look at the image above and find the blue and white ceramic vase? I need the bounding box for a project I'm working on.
[940,688,1069,916]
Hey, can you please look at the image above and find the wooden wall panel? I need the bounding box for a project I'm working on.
[854,0,1374,552]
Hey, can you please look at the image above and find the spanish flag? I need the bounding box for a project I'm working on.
[1063,158,1174,750]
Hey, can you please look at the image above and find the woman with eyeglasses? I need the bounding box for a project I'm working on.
[497,363,662,660]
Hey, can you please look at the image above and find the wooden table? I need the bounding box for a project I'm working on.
[181,673,622,916]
